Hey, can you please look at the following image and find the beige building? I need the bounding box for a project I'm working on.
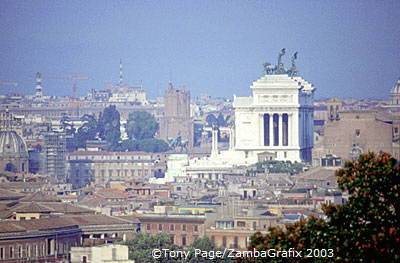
[70,244,134,263]
[206,215,281,250]
[315,110,393,161]
[159,82,193,149]
[139,214,206,247]
[67,151,167,188]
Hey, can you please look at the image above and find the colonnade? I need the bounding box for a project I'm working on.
[262,113,292,146]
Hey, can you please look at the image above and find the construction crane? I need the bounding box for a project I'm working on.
[0,81,18,95]
[47,76,91,99]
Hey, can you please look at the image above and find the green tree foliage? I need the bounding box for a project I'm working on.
[121,138,169,153]
[123,233,177,263]
[206,114,218,127]
[248,153,400,262]
[60,114,75,136]
[187,237,232,262]
[122,111,169,152]
[99,105,121,150]
[193,123,203,147]
[74,114,98,148]
[123,235,232,263]
[217,113,227,127]
[120,139,138,152]
[137,138,169,153]
[126,111,159,140]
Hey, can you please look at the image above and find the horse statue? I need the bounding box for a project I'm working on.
[167,135,188,152]
[263,62,276,75]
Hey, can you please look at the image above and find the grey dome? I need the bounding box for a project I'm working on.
[0,130,28,158]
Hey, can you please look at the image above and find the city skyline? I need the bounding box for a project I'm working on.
[1,0,399,99]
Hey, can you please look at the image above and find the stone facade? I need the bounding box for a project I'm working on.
[233,74,315,162]
[206,216,281,250]
[70,244,134,263]
[67,151,167,188]
[159,82,193,149]
[0,218,81,262]
[139,214,206,247]
[315,111,393,161]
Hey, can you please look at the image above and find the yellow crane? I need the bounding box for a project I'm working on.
[47,76,91,99]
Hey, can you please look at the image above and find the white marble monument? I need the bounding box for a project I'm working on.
[233,72,315,162]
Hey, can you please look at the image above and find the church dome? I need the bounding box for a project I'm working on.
[391,78,400,95]
[0,130,28,159]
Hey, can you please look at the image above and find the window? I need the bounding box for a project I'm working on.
[170,235,175,244]
[182,236,187,246]
[237,221,246,227]
[146,224,151,231]
[170,224,175,231]
[83,256,87,263]
[222,236,227,247]
[194,225,198,232]
[355,129,360,137]
[27,245,31,258]
[0,247,4,259]
[234,236,239,248]
[9,246,13,259]
[158,224,163,231]
[182,224,186,231]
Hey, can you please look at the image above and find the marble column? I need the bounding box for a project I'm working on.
[269,113,274,146]
[288,113,292,146]
[259,114,264,146]
[279,113,285,146]
[278,113,282,146]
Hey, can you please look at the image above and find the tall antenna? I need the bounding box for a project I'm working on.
[119,59,123,86]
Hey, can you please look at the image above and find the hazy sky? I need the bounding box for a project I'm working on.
[0,0,399,99]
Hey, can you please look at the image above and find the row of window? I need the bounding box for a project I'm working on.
[99,169,153,177]
[168,235,194,246]
[69,155,152,161]
[210,236,243,249]
[0,240,75,260]
[146,223,199,232]
[211,236,248,251]
[73,168,154,179]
